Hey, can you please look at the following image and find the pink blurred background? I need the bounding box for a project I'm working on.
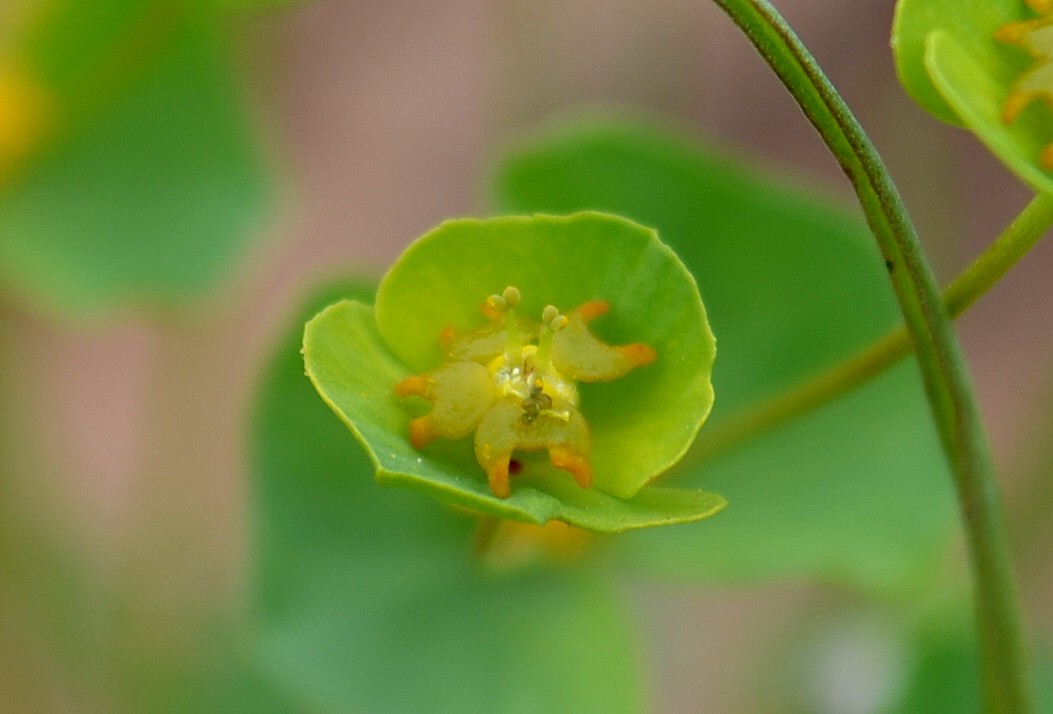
[3,1,1052,711]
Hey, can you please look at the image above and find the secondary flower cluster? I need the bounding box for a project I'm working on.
[395,286,656,498]
[996,0,1053,168]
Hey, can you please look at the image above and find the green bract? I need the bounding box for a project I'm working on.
[0,5,270,313]
[893,0,1053,194]
[303,212,724,532]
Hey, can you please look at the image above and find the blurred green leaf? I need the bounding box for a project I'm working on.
[111,626,299,714]
[17,1,174,96]
[894,626,983,714]
[492,117,958,592]
[250,282,644,713]
[890,621,1053,713]
[0,10,270,313]
[625,363,954,591]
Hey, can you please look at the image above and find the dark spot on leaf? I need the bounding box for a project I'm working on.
[509,459,523,475]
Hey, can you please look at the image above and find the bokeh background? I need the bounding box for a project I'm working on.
[2,1,1052,711]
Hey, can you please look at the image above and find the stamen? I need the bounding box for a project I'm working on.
[534,304,565,374]
[482,286,524,361]
[541,304,559,325]
[501,286,521,308]
[503,288,521,363]
[484,293,507,317]
[483,286,519,321]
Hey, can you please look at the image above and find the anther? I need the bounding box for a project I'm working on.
[502,286,521,308]
[486,294,508,314]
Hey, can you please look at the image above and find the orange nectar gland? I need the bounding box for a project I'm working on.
[394,286,657,499]
[995,0,1053,169]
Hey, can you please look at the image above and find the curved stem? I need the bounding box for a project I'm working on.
[695,192,1053,459]
[708,2,1031,711]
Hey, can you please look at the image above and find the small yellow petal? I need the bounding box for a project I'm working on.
[423,361,495,438]
[551,305,657,382]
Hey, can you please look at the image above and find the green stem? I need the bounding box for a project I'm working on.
[944,193,1053,316]
[696,192,1053,459]
[708,2,1031,710]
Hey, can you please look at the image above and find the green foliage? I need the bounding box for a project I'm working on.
[303,213,725,531]
[893,0,1053,194]
[252,282,643,713]
[492,117,958,592]
[0,4,270,313]
[890,619,1053,714]
[894,627,984,714]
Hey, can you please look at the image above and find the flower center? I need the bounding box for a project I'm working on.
[485,288,579,424]
[489,345,578,423]
[394,285,656,498]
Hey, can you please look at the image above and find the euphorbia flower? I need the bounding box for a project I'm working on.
[303,212,724,532]
[394,285,656,498]
[995,0,1053,168]
[893,0,1053,192]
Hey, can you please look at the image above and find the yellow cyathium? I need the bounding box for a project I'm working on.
[395,286,656,499]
